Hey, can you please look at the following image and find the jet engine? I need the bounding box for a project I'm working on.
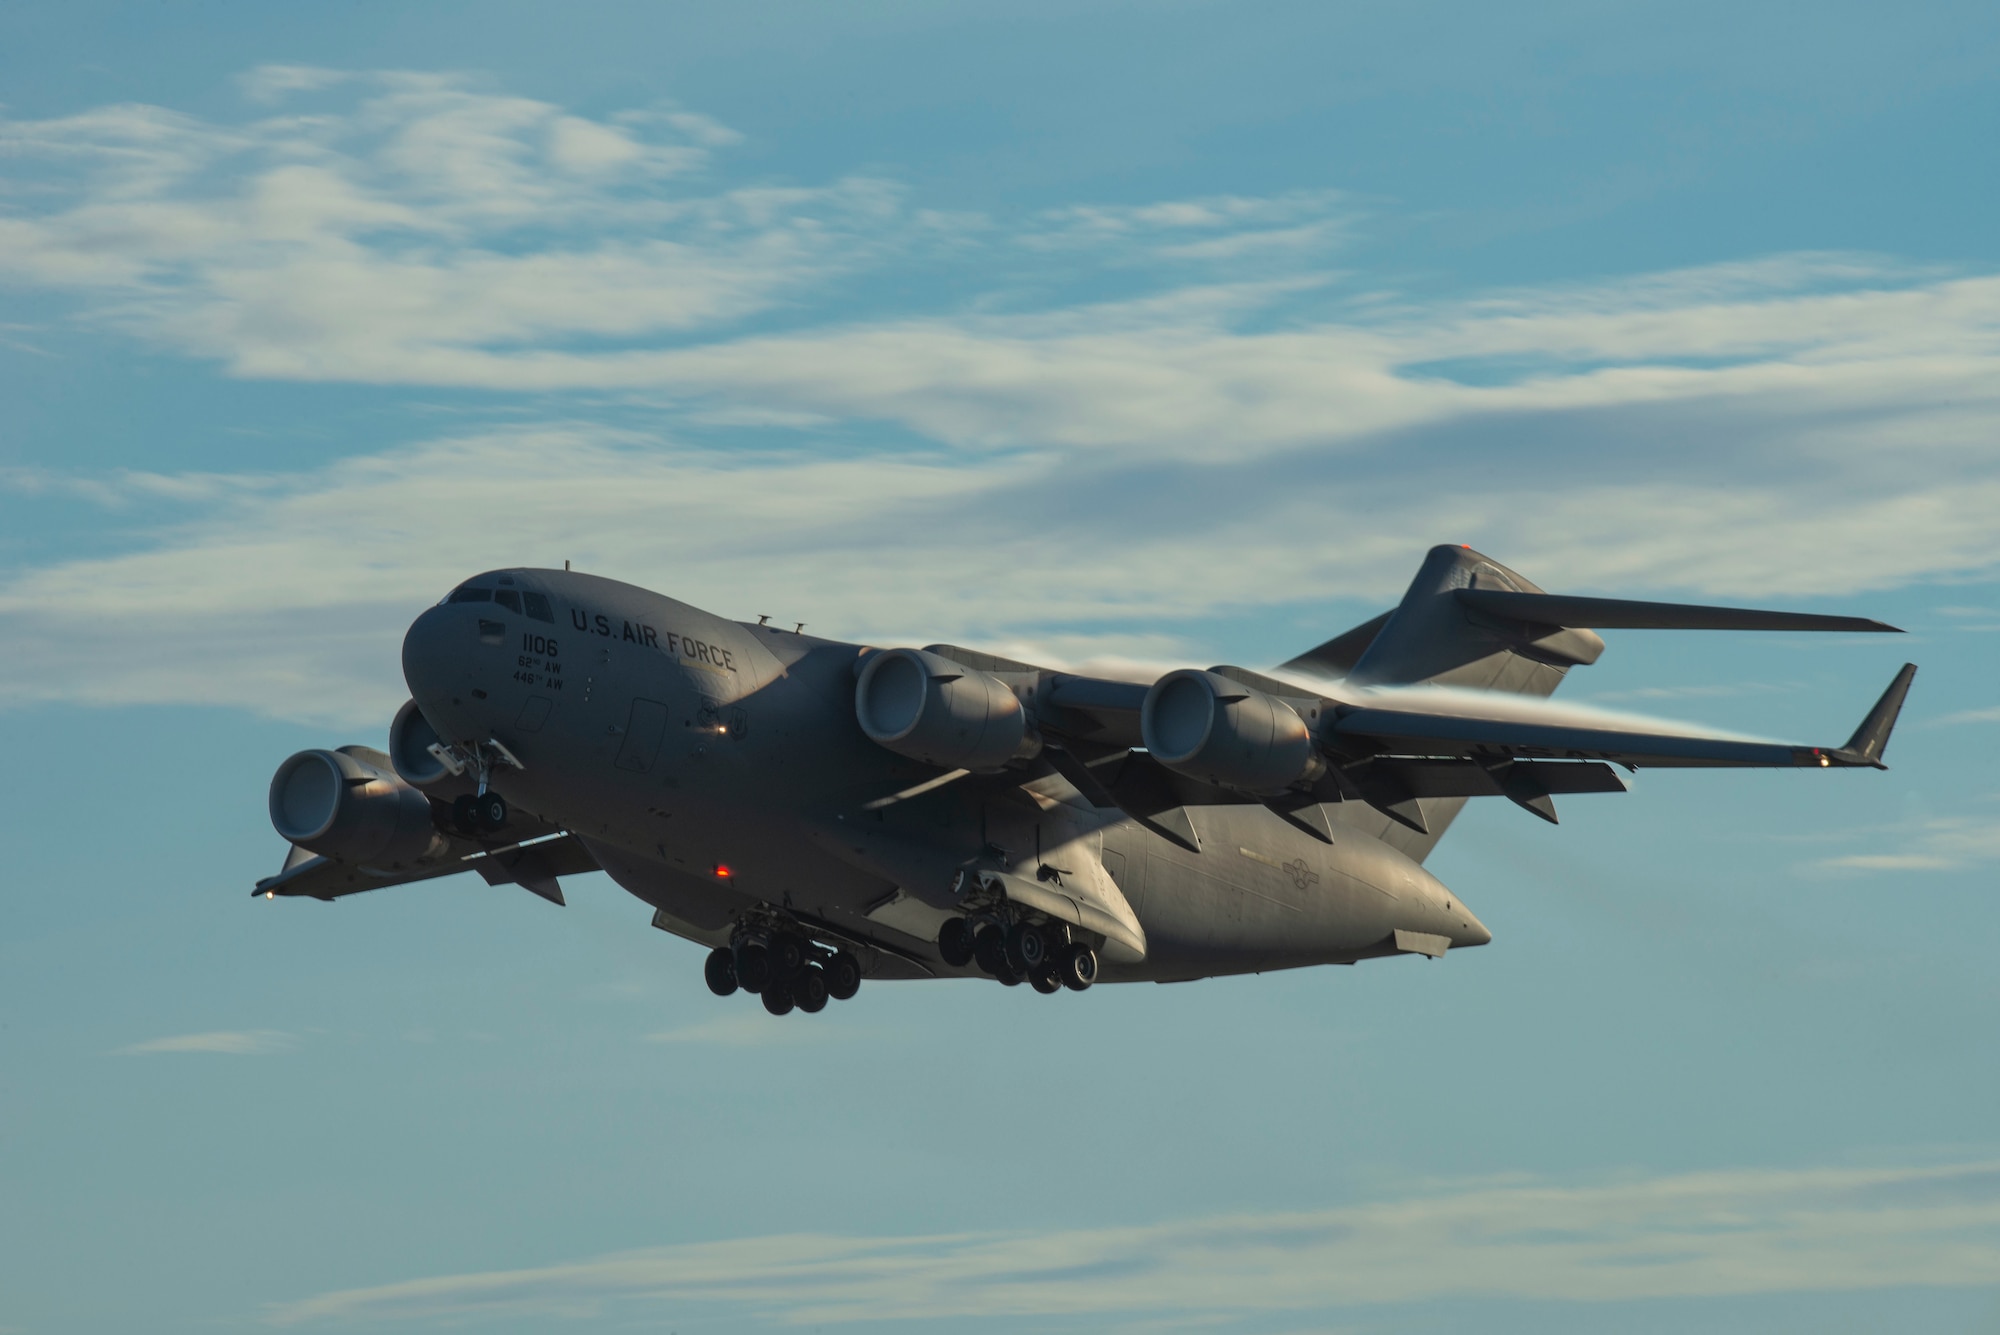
[855,648,1037,771]
[1140,669,1325,795]
[269,747,448,868]
[388,698,456,788]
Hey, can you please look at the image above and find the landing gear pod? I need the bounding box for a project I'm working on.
[269,748,447,868]
[1141,669,1324,796]
[855,647,1038,771]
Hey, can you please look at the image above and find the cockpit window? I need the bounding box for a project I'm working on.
[522,591,555,623]
[493,589,523,613]
[448,586,493,603]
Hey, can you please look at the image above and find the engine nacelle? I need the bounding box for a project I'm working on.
[1140,669,1324,796]
[388,698,455,788]
[269,747,447,868]
[856,648,1036,771]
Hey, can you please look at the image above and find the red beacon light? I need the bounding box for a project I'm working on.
[713,863,733,879]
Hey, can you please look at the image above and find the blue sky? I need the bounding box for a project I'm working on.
[3,3,1999,1332]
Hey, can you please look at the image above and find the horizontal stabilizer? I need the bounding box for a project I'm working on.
[1456,589,1902,634]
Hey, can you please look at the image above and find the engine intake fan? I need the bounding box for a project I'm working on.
[855,648,1039,772]
[269,747,447,868]
[1140,669,1325,796]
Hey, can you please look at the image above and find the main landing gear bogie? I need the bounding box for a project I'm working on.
[939,914,1098,994]
[705,928,860,1017]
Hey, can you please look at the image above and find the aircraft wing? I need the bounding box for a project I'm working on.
[255,832,601,904]
[1331,663,1917,771]
[1041,675,1150,749]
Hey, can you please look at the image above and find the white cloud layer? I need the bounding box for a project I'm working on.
[4,70,2000,726]
[0,68,903,369]
[265,1159,2000,1326]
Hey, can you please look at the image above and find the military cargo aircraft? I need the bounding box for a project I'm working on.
[258,544,1914,1014]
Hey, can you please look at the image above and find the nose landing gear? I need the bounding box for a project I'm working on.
[431,738,524,836]
[452,791,510,833]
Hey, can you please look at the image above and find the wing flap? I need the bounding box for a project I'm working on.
[1373,758,1632,797]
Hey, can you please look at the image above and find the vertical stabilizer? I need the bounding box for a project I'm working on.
[1348,545,1605,696]
[1321,546,1602,862]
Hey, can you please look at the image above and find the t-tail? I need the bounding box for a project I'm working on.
[1279,544,1911,860]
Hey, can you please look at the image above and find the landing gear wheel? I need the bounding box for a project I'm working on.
[1028,968,1061,994]
[995,965,1022,987]
[794,966,829,1013]
[1005,922,1049,974]
[1058,943,1098,991]
[771,933,806,978]
[761,984,795,1016]
[824,951,861,1001]
[937,917,975,968]
[703,947,738,997]
[451,794,479,834]
[734,943,772,994]
[473,790,508,831]
[973,925,1008,976]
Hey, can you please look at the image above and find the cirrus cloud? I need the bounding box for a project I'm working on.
[4,70,2000,728]
[264,1158,2000,1327]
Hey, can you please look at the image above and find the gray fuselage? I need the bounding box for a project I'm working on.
[400,568,1490,983]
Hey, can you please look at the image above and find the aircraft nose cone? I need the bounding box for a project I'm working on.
[402,604,459,703]
[1452,904,1493,949]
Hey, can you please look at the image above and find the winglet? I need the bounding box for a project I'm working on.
[1832,663,1918,768]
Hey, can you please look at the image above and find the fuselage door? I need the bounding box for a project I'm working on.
[615,698,671,773]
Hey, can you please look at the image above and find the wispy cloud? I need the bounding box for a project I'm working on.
[1811,804,2000,873]
[1816,853,1959,871]
[0,69,903,369]
[0,414,1951,728]
[113,1029,295,1056]
[5,70,2000,726]
[264,1159,2000,1327]
[1932,705,2000,725]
